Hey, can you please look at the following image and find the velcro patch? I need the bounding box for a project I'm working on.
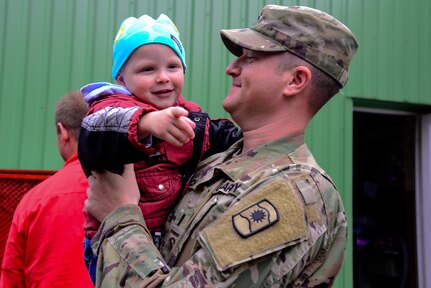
[295,178,321,224]
[305,203,321,224]
[199,179,308,272]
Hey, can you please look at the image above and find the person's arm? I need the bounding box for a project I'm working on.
[204,118,242,158]
[78,96,159,173]
[87,165,219,287]
[91,205,236,287]
[85,165,169,286]
[78,95,195,173]
[1,210,26,287]
[137,107,196,147]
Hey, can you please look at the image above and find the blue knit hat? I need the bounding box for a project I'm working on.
[112,14,187,80]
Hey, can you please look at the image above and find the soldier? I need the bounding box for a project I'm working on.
[85,5,358,287]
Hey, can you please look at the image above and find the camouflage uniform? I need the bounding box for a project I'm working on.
[91,132,347,287]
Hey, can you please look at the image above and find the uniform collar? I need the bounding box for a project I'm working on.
[218,131,305,181]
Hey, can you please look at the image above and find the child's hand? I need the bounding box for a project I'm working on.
[138,107,196,146]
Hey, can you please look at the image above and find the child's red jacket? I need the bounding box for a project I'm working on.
[78,87,241,238]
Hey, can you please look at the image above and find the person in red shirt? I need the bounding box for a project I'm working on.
[1,91,94,287]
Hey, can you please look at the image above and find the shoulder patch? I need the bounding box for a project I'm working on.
[199,179,308,272]
[232,199,279,237]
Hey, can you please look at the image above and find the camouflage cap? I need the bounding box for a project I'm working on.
[220,5,359,87]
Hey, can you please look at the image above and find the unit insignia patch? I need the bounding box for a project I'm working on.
[232,199,279,237]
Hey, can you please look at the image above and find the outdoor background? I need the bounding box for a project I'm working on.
[1,1,430,287]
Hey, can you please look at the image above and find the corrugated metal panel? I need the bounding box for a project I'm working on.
[2,0,429,170]
[345,0,431,104]
[1,1,431,286]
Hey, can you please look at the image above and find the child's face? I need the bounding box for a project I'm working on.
[117,44,184,109]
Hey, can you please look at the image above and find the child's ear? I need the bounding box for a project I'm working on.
[116,73,125,85]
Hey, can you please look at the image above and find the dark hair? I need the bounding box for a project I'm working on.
[277,52,341,114]
[307,64,341,113]
[54,90,88,140]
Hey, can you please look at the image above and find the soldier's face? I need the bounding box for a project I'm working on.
[223,49,287,129]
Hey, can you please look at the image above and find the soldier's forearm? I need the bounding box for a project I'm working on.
[92,205,169,286]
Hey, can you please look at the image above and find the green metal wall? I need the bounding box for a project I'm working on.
[1,0,430,286]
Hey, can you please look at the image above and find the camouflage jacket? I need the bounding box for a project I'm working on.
[92,132,347,287]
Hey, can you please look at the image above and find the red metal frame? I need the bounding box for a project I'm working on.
[0,169,56,272]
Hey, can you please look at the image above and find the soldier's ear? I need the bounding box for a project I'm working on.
[282,66,311,97]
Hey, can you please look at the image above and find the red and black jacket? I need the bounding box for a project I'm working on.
[78,93,242,236]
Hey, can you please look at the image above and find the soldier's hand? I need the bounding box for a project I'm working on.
[85,164,140,222]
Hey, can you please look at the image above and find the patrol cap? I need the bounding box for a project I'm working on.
[112,14,187,80]
[220,5,358,87]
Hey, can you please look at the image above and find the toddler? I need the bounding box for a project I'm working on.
[78,14,241,283]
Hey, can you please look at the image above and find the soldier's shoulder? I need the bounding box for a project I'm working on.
[199,177,319,272]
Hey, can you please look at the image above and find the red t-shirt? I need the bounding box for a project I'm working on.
[1,153,93,287]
